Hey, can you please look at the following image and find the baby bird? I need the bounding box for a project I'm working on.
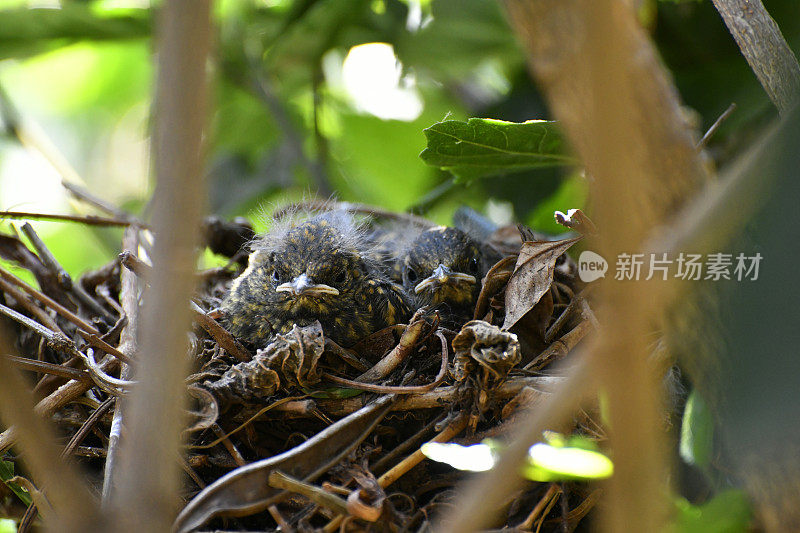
[221,212,411,349]
[401,226,499,326]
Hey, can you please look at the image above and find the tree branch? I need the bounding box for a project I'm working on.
[711,0,800,114]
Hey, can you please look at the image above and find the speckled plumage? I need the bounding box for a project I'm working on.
[401,226,498,324]
[221,214,411,349]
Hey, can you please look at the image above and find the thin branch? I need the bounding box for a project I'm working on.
[697,102,737,149]
[711,0,800,114]
[0,332,100,531]
[0,211,140,228]
[4,354,90,383]
[102,228,140,504]
[20,222,117,322]
[0,352,119,455]
[60,180,140,222]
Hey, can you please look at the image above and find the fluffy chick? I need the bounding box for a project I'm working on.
[221,212,411,349]
[401,226,498,325]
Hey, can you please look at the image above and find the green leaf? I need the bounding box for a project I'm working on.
[420,118,576,182]
[680,389,714,469]
[670,489,752,533]
[0,459,32,507]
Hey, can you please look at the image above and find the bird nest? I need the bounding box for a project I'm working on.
[0,201,601,532]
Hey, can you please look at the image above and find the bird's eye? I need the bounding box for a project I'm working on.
[468,257,479,274]
[334,270,347,284]
[406,267,418,283]
[271,270,281,284]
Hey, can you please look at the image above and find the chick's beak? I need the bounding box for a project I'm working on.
[414,264,476,294]
[276,273,340,297]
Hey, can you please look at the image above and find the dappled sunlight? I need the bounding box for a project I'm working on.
[341,42,423,122]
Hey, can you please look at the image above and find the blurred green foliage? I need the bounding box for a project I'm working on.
[0,0,796,277]
[670,489,752,533]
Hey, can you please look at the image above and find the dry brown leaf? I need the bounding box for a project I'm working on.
[502,237,582,330]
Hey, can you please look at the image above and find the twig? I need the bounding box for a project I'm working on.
[77,348,134,395]
[711,0,800,114]
[191,302,252,363]
[19,223,72,290]
[0,264,99,334]
[290,375,565,418]
[517,484,561,531]
[697,102,737,149]
[0,352,119,455]
[102,229,140,503]
[211,424,246,467]
[5,354,90,383]
[118,250,150,277]
[267,505,291,531]
[0,302,77,356]
[370,413,445,475]
[20,222,117,322]
[0,211,140,228]
[0,277,61,333]
[324,338,370,372]
[60,180,140,222]
[323,412,470,533]
[377,411,466,485]
[269,471,349,516]
[64,397,117,458]
[356,316,432,383]
[436,351,595,532]
[188,396,308,450]
[323,330,448,393]
[0,258,132,365]
[528,320,594,371]
[0,335,100,530]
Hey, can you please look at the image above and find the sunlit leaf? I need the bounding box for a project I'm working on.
[670,489,752,533]
[0,518,17,533]
[422,434,613,482]
[420,118,576,182]
[522,442,614,482]
[421,442,496,472]
[680,389,714,469]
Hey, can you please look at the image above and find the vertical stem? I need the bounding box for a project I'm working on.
[582,2,669,530]
[107,1,211,531]
[101,228,140,504]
